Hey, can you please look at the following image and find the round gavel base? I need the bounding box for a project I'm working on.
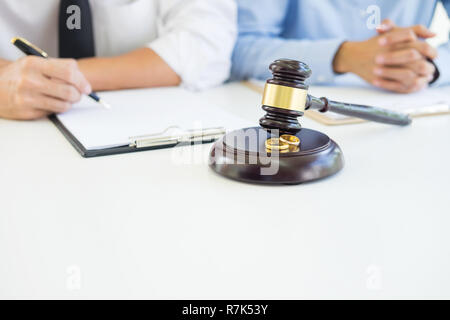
[209,127,344,185]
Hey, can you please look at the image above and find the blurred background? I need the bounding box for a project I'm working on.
[429,2,450,47]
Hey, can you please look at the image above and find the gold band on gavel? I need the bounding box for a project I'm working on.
[261,83,308,112]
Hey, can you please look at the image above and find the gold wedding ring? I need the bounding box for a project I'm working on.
[280,135,300,147]
[265,138,289,151]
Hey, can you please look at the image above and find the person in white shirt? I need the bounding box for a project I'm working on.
[0,0,237,120]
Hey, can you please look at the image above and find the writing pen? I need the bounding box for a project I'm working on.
[11,37,111,109]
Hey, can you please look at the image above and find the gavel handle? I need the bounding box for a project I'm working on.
[307,95,412,126]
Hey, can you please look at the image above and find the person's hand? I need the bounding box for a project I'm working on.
[333,36,390,86]
[373,19,438,93]
[0,58,10,68]
[333,21,437,93]
[0,56,91,120]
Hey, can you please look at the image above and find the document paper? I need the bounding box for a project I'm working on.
[56,87,251,151]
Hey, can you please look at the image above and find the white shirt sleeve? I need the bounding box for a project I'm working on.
[148,0,237,91]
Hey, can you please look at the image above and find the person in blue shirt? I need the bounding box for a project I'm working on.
[231,0,450,93]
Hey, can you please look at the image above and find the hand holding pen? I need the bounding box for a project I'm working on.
[0,37,109,120]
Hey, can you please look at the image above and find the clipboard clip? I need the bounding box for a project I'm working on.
[129,127,226,149]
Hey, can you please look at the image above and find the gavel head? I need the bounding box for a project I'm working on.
[259,59,312,134]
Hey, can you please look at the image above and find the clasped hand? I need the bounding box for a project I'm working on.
[334,19,438,93]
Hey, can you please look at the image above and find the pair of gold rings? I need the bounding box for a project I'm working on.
[265,135,301,152]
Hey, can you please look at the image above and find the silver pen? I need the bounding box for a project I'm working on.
[129,127,226,149]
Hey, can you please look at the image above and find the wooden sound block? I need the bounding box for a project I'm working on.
[209,127,344,185]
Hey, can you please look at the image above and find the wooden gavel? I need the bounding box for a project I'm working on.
[259,59,412,134]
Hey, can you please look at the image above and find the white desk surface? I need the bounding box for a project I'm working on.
[1,82,449,299]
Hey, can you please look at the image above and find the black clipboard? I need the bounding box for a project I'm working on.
[49,115,223,158]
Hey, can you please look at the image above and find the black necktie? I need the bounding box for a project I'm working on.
[59,0,95,59]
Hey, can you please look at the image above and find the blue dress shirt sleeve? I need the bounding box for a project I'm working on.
[230,0,345,84]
